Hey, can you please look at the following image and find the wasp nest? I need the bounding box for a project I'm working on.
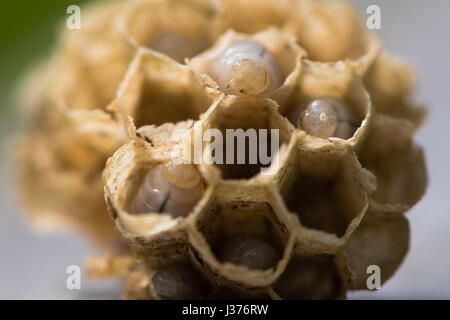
[15,0,427,299]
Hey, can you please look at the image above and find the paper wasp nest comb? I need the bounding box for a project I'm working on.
[14,0,427,299]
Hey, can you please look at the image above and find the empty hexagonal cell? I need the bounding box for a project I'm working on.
[279,140,374,250]
[283,62,371,146]
[197,95,293,181]
[118,0,224,63]
[337,212,409,290]
[188,198,293,288]
[112,49,218,130]
[357,114,427,208]
[272,254,344,299]
[189,27,305,104]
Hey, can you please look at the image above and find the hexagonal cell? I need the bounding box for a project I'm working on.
[196,95,293,181]
[278,137,375,252]
[112,48,218,130]
[105,144,208,221]
[188,196,293,288]
[189,28,305,105]
[118,0,224,63]
[121,257,215,300]
[103,126,212,266]
[221,0,293,34]
[363,52,426,127]
[282,62,371,146]
[147,261,213,300]
[49,31,133,111]
[357,114,427,209]
[284,0,380,65]
[272,254,344,299]
[337,212,409,290]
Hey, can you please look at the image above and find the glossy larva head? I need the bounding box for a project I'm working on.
[128,162,204,217]
[218,233,280,270]
[298,97,359,140]
[209,41,283,96]
[151,264,210,300]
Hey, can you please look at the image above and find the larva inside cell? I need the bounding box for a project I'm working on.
[297,97,360,140]
[151,263,211,300]
[128,162,205,217]
[217,233,280,270]
[209,41,283,96]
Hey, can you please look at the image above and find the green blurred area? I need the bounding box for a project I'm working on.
[0,0,92,138]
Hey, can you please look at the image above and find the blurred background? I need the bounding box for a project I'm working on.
[0,0,449,299]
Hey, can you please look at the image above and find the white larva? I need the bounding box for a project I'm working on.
[209,41,283,96]
[151,264,209,300]
[129,162,204,217]
[298,97,359,139]
[218,233,279,270]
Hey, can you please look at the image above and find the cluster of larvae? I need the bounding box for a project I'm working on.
[15,0,427,299]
